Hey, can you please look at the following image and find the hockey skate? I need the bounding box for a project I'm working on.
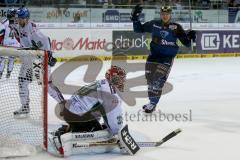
[0,72,2,79]
[48,130,64,157]
[13,105,30,119]
[48,125,69,157]
[143,103,157,113]
[6,71,11,79]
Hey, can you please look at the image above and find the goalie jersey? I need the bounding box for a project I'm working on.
[0,18,20,47]
[67,79,124,135]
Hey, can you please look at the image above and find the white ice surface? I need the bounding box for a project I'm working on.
[4,57,240,160]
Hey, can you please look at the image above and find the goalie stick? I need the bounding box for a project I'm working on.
[82,128,182,148]
[137,128,182,147]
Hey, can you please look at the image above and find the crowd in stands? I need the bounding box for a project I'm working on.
[228,0,240,7]
[0,0,237,9]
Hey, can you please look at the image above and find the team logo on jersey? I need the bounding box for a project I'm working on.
[160,31,169,38]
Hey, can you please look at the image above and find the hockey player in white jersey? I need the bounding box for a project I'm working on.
[0,8,20,79]
[12,7,65,118]
[49,66,140,156]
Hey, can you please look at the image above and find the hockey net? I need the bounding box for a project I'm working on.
[0,47,48,157]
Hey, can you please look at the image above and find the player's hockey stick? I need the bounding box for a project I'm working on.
[88,128,182,148]
[188,0,194,51]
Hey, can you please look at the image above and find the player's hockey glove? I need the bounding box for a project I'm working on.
[130,4,143,22]
[187,30,196,42]
[7,8,17,24]
[31,40,42,50]
[47,51,57,67]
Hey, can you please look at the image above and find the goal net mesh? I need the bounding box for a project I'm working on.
[0,47,48,157]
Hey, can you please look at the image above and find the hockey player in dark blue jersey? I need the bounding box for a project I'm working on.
[131,5,196,113]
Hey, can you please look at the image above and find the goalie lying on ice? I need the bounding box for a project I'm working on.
[49,65,140,156]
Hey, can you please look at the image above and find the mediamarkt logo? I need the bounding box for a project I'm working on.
[51,37,107,51]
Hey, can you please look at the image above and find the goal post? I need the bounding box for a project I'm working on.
[0,46,48,157]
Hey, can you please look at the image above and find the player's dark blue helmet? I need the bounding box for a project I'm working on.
[7,8,17,20]
[17,8,30,18]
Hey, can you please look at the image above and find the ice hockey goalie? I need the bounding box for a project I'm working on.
[48,66,140,157]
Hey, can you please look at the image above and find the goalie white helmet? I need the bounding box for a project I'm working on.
[105,66,126,92]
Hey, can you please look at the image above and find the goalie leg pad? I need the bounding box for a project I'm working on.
[61,129,112,144]
[48,129,116,157]
[63,139,117,156]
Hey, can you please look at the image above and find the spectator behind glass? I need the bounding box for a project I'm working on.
[0,0,20,6]
[200,0,211,9]
[96,0,112,4]
[71,0,86,5]
[96,0,115,7]
[174,0,183,10]
[228,0,235,7]
[234,0,240,6]
[128,0,143,5]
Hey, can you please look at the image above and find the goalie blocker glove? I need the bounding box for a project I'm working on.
[118,125,140,155]
[130,4,143,22]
